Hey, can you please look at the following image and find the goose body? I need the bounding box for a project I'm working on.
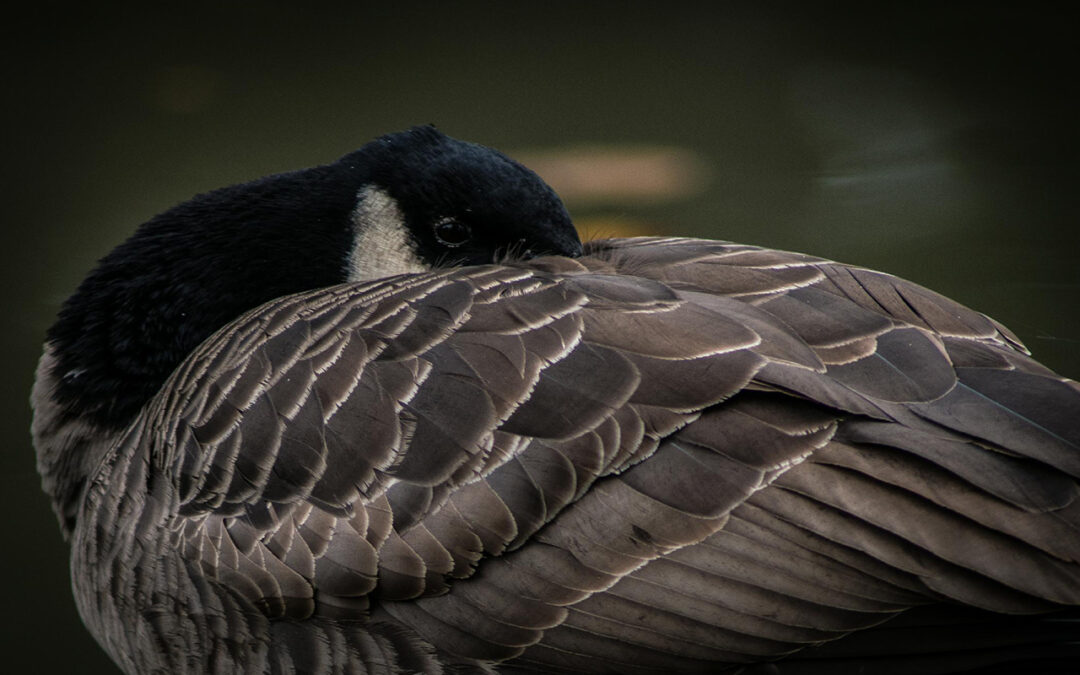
[33,128,1080,674]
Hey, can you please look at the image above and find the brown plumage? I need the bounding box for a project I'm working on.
[33,130,1080,674]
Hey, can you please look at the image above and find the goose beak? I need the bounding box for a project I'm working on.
[549,229,585,259]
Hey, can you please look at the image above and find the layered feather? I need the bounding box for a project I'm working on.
[67,237,1080,673]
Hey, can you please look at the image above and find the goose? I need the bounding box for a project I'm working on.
[32,126,1080,674]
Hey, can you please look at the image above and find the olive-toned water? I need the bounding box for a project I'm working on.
[3,4,1076,672]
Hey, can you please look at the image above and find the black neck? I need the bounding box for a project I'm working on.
[46,163,360,430]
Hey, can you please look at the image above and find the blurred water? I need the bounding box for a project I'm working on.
[3,4,1076,672]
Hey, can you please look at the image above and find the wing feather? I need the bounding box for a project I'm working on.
[78,237,1080,672]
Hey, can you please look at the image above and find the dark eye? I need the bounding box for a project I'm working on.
[433,219,472,247]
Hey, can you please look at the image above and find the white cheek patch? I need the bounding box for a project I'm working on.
[347,186,431,282]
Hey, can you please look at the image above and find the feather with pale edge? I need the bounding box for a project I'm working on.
[38,234,1078,674]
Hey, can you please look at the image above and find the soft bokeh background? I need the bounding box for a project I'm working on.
[3,3,1077,672]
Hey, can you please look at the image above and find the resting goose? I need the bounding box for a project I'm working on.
[32,126,1080,674]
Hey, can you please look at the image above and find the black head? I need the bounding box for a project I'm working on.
[343,126,582,268]
[42,127,581,433]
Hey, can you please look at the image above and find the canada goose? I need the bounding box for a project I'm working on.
[32,126,1080,674]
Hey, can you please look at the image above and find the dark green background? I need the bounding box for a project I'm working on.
[4,3,1077,672]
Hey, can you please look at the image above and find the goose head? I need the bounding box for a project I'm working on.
[33,126,581,535]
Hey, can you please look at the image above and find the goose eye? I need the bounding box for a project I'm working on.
[433,220,471,247]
